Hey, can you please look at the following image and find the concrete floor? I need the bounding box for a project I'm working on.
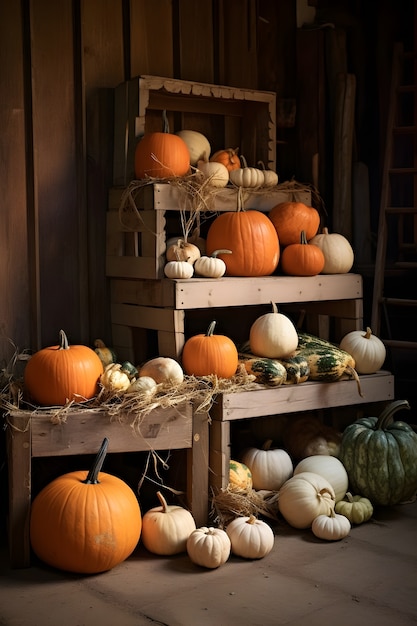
[0,499,416,626]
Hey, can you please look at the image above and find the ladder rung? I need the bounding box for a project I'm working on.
[382,339,417,350]
[389,167,417,174]
[381,297,417,307]
[393,125,417,133]
[397,84,417,93]
[386,206,417,214]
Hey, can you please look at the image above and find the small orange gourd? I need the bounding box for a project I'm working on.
[181,320,239,379]
[280,231,325,276]
[210,147,241,171]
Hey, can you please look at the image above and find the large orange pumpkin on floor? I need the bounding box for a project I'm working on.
[24,330,104,406]
[269,201,320,246]
[134,110,190,179]
[30,438,142,574]
[206,206,279,276]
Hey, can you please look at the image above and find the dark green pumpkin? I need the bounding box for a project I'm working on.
[338,400,417,506]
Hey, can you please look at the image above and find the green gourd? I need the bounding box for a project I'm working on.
[338,400,417,506]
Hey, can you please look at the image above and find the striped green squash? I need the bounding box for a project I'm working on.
[338,400,417,506]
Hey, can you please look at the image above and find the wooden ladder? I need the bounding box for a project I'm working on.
[371,42,417,397]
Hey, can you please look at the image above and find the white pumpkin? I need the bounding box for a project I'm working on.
[257,161,279,187]
[229,156,265,188]
[293,455,348,502]
[126,375,158,396]
[242,440,293,491]
[194,249,232,278]
[312,509,351,541]
[186,527,231,568]
[249,302,298,359]
[139,357,184,386]
[277,471,335,529]
[164,260,194,279]
[176,130,211,165]
[226,515,274,559]
[339,327,386,374]
[197,160,229,187]
[309,227,354,274]
[141,491,196,555]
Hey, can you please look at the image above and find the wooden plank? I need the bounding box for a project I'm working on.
[106,255,161,279]
[187,407,210,525]
[18,404,193,456]
[110,303,185,331]
[6,413,32,568]
[130,0,174,78]
[209,419,231,492]
[111,278,175,307]
[175,0,214,83]
[212,371,395,421]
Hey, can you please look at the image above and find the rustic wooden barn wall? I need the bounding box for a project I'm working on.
[0,0,414,373]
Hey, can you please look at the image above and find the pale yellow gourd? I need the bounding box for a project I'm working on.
[139,357,184,386]
[249,302,298,358]
[277,471,335,529]
[229,156,265,188]
[126,375,158,397]
[186,527,231,568]
[257,161,279,187]
[100,363,131,393]
[141,491,196,555]
[294,455,348,502]
[197,160,229,187]
[334,492,374,524]
[309,227,354,274]
[166,239,201,264]
[311,509,351,541]
[242,440,293,491]
[226,515,274,559]
[176,130,211,165]
[194,249,232,278]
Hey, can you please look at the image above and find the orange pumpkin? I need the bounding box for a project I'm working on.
[281,230,325,276]
[206,208,280,277]
[181,320,239,379]
[30,438,142,574]
[134,111,190,179]
[269,201,320,246]
[24,330,104,406]
[210,147,241,171]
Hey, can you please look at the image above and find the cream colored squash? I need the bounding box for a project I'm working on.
[294,455,348,502]
[139,357,184,386]
[176,130,211,165]
[226,515,274,559]
[194,249,232,278]
[339,327,386,374]
[309,227,354,274]
[249,302,298,358]
[312,509,351,541]
[141,491,196,555]
[186,527,231,568]
[164,259,194,279]
[166,239,201,265]
[100,363,131,393]
[229,156,265,188]
[242,440,293,491]
[257,161,279,187]
[197,160,229,187]
[126,375,158,397]
[278,471,335,529]
[334,492,374,524]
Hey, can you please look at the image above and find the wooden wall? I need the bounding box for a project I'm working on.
[0,0,414,369]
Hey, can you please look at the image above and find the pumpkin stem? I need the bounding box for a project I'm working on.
[300,230,308,244]
[257,160,266,170]
[156,490,169,512]
[58,329,70,351]
[262,439,273,451]
[270,301,279,314]
[206,320,217,337]
[376,399,410,430]
[212,249,232,258]
[364,327,373,340]
[247,514,257,525]
[345,492,354,503]
[240,155,248,168]
[83,437,109,484]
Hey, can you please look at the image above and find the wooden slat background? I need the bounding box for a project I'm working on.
[0,0,414,363]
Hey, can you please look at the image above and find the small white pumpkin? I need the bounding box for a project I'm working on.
[197,160,229,187]
[242,440,293,491]
[176,130,211,165]
[141,491,196,555]
[309,227,354,274]
[166,239,201,265]
[229,155,265,188]
[126,375,158,396]
[186,527,231,568]
[139,357,184,386]
[335,492,374,524]
[164,259,194,279]
[294,455,348,502]
[339,327,386,374]
[249,302,298,359]
[277,471,335,529]
[257,161,279,187]
[194,249,232,278]
[226,515,274,559]
[312,509,351,541]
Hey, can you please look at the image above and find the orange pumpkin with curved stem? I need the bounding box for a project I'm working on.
[269,201,320,246]
[30,438,142,573]
[281,231,325,276]
[206,201,279,277]
[24,330,104,406]
[210,147,241,171]
[181,320,238,379]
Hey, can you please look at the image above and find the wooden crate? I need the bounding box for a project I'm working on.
[106,184,312,281]
[113,75,277,187]
[108,273,363,364]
